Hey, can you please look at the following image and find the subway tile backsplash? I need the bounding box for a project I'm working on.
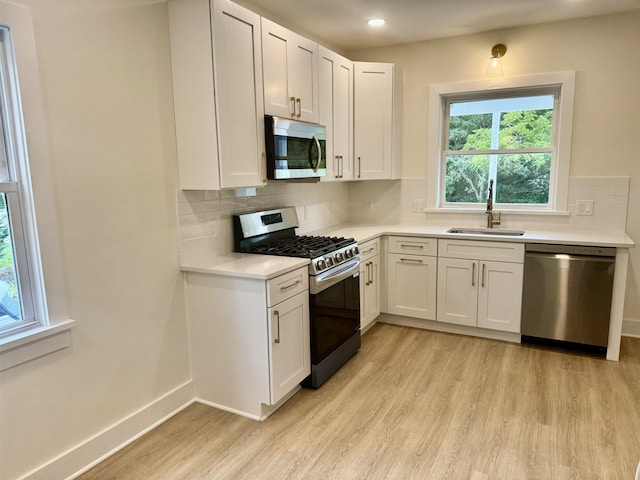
[177,176,630,258]
[177,181,350,258]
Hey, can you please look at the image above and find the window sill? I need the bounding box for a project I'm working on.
[0,319,74,372]
[423,208,570,216]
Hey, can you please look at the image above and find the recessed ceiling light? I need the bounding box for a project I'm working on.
[367,18,386,27]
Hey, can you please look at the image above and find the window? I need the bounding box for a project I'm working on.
[427,72,575,212]
[0,25,38,337]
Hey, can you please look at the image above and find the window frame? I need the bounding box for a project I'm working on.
[0,1,72,372]
[426,72,576,213]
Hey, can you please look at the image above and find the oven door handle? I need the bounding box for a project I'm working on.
[310,257,360,295]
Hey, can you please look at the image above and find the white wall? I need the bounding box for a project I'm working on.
[0,2,191,479]
[347,11,640,326]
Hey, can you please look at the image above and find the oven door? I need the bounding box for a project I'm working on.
[308,258,360,365]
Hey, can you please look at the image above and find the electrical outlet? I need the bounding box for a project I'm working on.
[576,199,594,216]
[365,199,373,210]
[412,198,425,212]
[208,220,217,238]
[304,205,310,219]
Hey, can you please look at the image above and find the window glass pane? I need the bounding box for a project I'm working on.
[448,113,492,151]
[444,154,489,203]
[496,153,551,204]
[448,95,554,152]
[0,192,22,329]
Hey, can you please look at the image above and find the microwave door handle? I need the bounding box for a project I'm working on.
[308,134,321,172]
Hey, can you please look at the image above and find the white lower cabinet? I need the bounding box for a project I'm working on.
[359,239,380,331]
[268,291,310,404]
[185,266,310,420]
[386,237,438,320]
[436,239,524,333]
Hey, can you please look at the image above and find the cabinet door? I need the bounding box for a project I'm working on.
[387,253,437,320]
[212,0,265,188]
[360,255,380,331]
[319,48,353,182]
[262,18,318,123]
[168,0,220,190]
[477,261,523,333]
[268,290,310,405]
[354,62,393,180]
[291,35,319,123]
[437,257,478,326]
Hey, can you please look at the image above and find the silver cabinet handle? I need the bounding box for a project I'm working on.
[482,263,486,288]
[400,258,423,263]
[280,279,302,292]
[472,262,476,286]
[274,310,280,344]
[296,98,302,118]
[290,97,296,117]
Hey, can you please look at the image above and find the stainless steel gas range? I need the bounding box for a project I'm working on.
[233,207,360,388]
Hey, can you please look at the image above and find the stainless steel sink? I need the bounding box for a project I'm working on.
[447,227,525,236]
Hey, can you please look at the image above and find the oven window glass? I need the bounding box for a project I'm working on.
[309,274,359,364]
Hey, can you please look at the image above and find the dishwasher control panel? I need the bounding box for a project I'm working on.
[525,243,616,257]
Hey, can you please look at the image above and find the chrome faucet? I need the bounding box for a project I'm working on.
[486,179,501,228]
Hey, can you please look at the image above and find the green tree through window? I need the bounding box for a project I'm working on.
[444,93,555,206]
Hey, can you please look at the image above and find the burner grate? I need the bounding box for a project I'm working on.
[242,235,355,259]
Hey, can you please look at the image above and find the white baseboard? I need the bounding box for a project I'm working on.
[18,380,195,480]
[622,317,640,338]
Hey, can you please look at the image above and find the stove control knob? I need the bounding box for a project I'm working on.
[316,259,327,271]
[326,257,334,267]
[352,246,359,255]
[335,252,344,263]
[345,249,353,258]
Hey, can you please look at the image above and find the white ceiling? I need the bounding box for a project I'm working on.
[235,0,640,52]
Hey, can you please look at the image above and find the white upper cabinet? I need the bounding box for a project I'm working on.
[319,46,353,182]
[169,0,265,190]
[353,62,402,180]
[262,18,319,124]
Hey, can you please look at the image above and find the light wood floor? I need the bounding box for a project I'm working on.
[78,323,640,479]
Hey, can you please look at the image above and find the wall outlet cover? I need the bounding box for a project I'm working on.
[576,199,594,216]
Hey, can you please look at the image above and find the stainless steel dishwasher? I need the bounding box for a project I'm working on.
[521,243,616,354]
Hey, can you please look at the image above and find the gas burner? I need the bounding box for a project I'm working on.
[233,208,359,275]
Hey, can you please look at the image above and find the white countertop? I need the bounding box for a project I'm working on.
[320,223,636,248]
[181,251,310,280]
[181,224,634,279]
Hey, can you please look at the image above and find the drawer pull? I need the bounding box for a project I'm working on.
[280,280,302,292]
[400,244,424,249]
[363,247,375,254]
[400,258,423,263]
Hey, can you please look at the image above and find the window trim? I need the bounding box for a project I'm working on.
[427,71,576,213]
[0,1,73,370]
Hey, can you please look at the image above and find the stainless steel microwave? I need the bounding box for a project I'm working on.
[265,115,326,180]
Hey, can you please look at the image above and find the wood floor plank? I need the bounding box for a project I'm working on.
[77,324,640,480]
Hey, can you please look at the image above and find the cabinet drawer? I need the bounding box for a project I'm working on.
[267,267,309,307]
[359,238,380,261]
[388,236,437,256]
[438,239,524,263]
